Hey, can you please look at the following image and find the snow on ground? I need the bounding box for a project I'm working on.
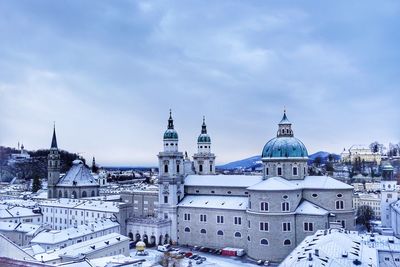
[129,247,278,267]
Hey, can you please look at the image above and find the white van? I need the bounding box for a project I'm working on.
[157,244,171,252]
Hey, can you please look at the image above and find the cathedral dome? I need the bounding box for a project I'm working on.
[262,136,308,158]
[261,111,308,159]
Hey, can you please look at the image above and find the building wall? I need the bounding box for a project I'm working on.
[120,190,158,218]
[177,207,247,249]
[185,186,249,196]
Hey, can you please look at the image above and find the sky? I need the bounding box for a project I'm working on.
[0,1,399,166]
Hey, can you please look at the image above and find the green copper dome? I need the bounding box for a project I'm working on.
[164,129,178,140]
[198,133,211,143]
[262,137,308,158]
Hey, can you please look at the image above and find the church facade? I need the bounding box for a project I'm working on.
[47,127,100,199]
[156,111,355,262]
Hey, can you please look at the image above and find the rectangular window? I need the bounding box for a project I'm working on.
[248,220,251,228]
[282,202,290,212]
[217,215,224,224]
[282,222,291,232]
[184,213,191,221]
[304,222,314,232]
[266,167,269,175]
[177,164,180,173]
[335,200,344,210]
[260,202,269,211]
[234,216,242,225]
[277,167,282,176]
[200,214,207,222]
[164,196,168,204]
[259,222,269,232]
[293,167,298,176]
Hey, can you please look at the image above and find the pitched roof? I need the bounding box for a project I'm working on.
[57,160,98,187]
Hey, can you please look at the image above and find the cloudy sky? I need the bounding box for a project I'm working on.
[0,1,399,166]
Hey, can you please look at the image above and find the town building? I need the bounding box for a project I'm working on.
[280,228,400,266]
[0,204,42,224]
[141,111,355,262]
[32,233,129,265]
[341,144,382,164]
[353,193,381,219]
[47,126,100,199]
[0,222,42,246]
[39,198,131,234]
[30,218,120,251]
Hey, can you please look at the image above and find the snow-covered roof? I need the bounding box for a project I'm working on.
[178,195,248,210]
[0,222,41,235]
[294,176,354,190]
[57,160,98,187]
[185,175,262,188]
[30,219,119,245]
[295,200,328,216]
[247,176,299,191]
[39,198,123,213]
[34,233,129,263]
[0,206,39,219]
[281,229,400,267]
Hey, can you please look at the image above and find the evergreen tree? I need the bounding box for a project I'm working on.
[32,175,41,193]
[356,205,375,231]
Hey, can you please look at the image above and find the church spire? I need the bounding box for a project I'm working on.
[201,116,207,134]
[51,123,58,149]
[167,109,174,129]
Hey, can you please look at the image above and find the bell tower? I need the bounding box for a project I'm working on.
[47,124,60,199]
[193,116,216,175]
[380,162,397,227]
[157,110,184,244]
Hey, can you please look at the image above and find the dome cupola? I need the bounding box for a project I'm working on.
[163,110,178,140]
[197,116,211,143]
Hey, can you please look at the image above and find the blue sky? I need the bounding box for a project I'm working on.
[0,1,399,166]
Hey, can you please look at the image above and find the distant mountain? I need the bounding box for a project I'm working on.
[217,151,340,170]
[307,151,341,165]
[217,155,262,170]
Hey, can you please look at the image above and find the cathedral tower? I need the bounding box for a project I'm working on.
[47,125,60,198]
[193,117,216,175]
[157,110,184,243]
[380,162,397,227]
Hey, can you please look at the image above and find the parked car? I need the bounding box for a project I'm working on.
[157,244,171,252]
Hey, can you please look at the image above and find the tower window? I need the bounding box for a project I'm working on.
[266,167,269,175]
[277,167,282,176]
[164,196,168,204]
[199,164,203,172]
[293,167,298,176]
[164,165,168,173]
[210,164,212,172]
[177,164,180,173]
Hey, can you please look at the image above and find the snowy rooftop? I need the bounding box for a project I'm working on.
[178,195,248,210]
[0,222,41,235]
[34,233,129,262]
[57,160,98,187]
[295,200,329,216]
[0,205,40,219]
[39,198,124,213]
[185,175,263,188]
[281,229,400,267]
[247,176,298,191]
[185,175,352,191]
[30,219,119,245]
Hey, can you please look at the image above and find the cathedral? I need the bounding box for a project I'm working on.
[154,110,355,262]
[47,126,100,199]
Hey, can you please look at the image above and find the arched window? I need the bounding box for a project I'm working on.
[260,239,269,246]
[210,164,212,172]
[199,165,203,172]
[200,229,206,234]
[82,191,87,198]
[91,190,95,197]
[59,190,62,198]
[217,230,224,236]
[283,239,291,246]
[184,227,190,232]
[72,191,77,199]
[64,191,68,198]
[234,232,241,238]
